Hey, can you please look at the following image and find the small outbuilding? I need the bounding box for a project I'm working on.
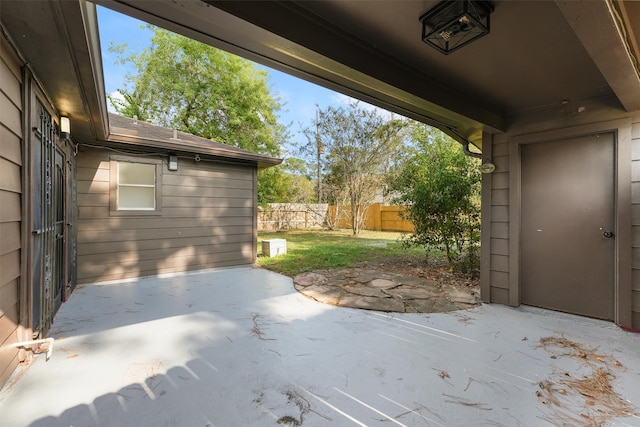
[77,113,281,284]
[0,1,280,388]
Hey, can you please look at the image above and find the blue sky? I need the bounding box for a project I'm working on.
[96,6,362,155]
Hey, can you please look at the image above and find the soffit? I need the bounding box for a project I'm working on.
[1,0,109,142]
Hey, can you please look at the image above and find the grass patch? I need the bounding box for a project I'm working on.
[257,229,421,277]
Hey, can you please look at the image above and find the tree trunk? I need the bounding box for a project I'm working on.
[444,240,453,265]
[351,204,359,235]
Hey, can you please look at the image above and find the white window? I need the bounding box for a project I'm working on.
[117,162,156,210]
[110,156,162,216]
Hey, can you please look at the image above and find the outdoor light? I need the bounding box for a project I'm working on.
[420,0,494,55]
[480,162,496,174]
[60,115,71,140]
[168,155,178,171]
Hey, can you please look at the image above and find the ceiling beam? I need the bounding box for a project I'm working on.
[557,0,640,112]
[205,0,505,131]
[95,0,505,147]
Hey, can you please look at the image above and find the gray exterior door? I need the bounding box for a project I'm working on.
[521,133,615,320]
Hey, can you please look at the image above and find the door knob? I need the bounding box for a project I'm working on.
[603,231,614,239]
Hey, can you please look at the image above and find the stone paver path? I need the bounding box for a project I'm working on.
[293,267,480,313]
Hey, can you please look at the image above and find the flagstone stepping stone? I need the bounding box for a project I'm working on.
[301,284,329,295]
[294,272,327,287]
[352,274,376,283]
[293,267,479,314]
[398,277,436,287]
[326,279,349,288]
[338,295,405,312]
[304,286,343,305]
[384,285,441,299]
[341,284,390,298]
[368,278,397,289]
[334,269,356,276]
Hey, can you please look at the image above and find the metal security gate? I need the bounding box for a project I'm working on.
[66,145,77,299]
[32,101,66,334]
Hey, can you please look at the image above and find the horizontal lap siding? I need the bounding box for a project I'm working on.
[77,149,256,283]
[0,37,23,388]
[489,136,510,305]
[632,121,640,329]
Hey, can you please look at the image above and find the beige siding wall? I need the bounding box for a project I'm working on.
[632,120,640,329]
[0,37,23,388]
[77,149,257,283]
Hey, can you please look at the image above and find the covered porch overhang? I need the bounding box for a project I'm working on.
[3,0,639,151]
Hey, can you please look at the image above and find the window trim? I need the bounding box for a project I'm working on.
[109,155,162,217]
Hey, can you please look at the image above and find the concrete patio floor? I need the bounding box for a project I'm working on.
[1,266,639,427]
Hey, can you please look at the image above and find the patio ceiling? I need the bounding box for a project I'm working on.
[2,1,640,149]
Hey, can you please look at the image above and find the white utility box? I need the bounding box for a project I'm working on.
[262,239,287,257]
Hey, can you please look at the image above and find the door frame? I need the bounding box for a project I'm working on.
[508,119,632,326]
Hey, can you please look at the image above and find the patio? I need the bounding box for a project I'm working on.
[0,266,638,426]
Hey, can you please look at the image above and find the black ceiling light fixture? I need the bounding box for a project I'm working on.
[420,0,494,55]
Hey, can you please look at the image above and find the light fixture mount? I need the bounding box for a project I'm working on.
[420,0,493,55]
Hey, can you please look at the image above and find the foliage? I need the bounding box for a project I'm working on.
[257,230,421,276]
[301,102,409,235]
[389,124,481,272]
[108,26,287,157]
[257,158,316,206]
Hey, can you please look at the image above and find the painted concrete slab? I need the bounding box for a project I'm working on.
[0,266,639,427]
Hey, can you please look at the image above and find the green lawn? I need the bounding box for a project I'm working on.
[256,229,423,277]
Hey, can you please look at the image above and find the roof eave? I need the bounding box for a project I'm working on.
[105,131,283,169]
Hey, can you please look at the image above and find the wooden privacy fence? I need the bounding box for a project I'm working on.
[258,203,329,231]
[327,204,414,232]
[258,203,414,232]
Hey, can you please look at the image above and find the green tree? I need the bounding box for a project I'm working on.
[303,102,408,235]
[389,124,481,272]
[280,158,316,203]
[257,158,316,206]
[109,26,286,157]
